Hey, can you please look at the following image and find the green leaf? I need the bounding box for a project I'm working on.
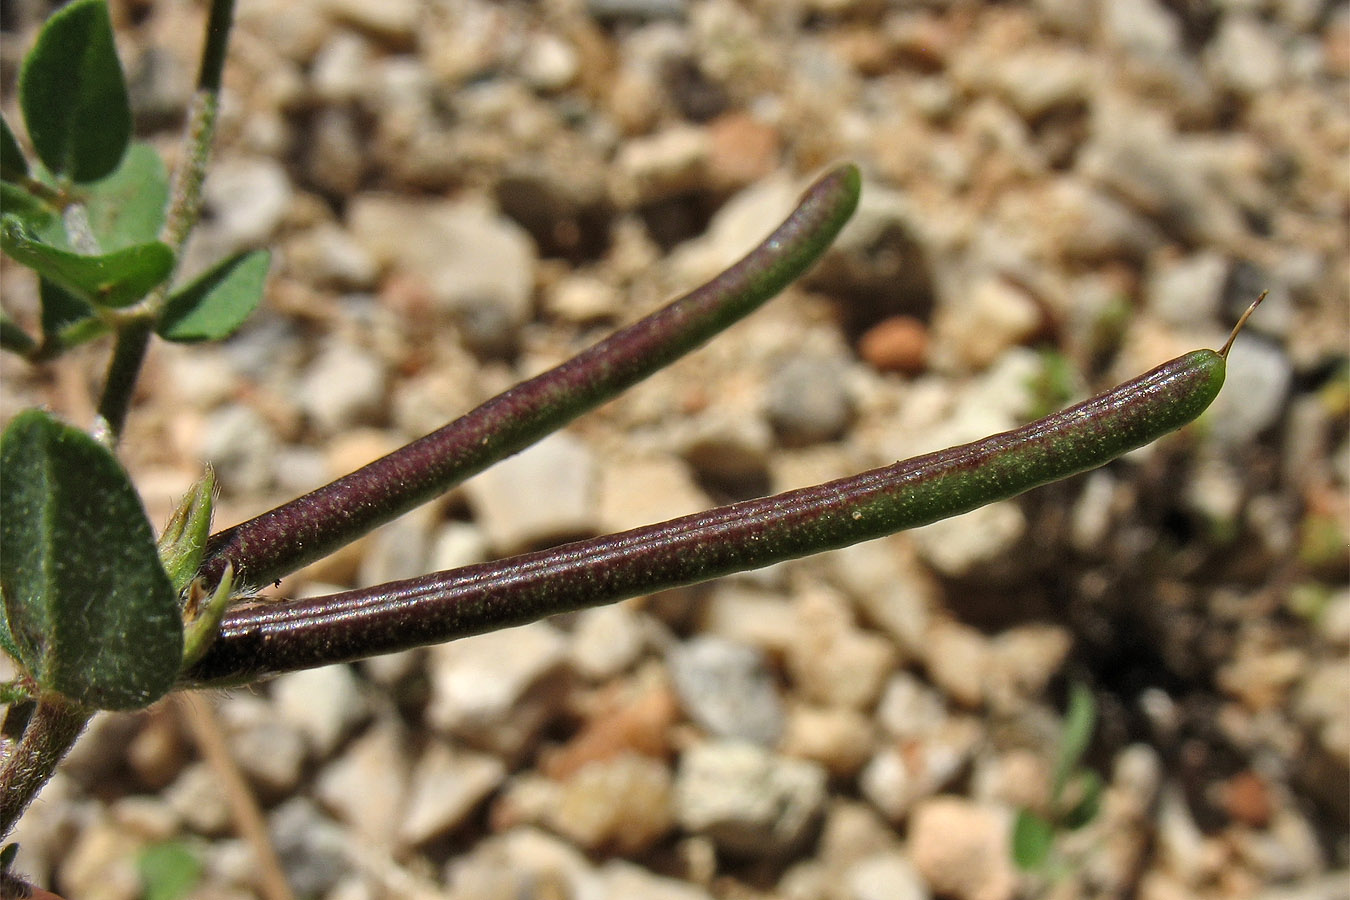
[18,0,132,182]
[0,116,29,182]
[1,217,172,308]
[1052,682,1097,799]
[0,182,62,244]
[158,250,269,342]
[138,841,203,900]
[1012,809,1055,871]
[0,314,37,356]
[38,278,106,350]
[83,142,169,250]
[1062,770,1104,830]
[0,410,182,710]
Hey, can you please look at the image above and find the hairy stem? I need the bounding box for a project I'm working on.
[94,316,151,441]
[183,352,1221,686]
[97,0,236,440]
[198,164,861,591]
[0,696,90,838]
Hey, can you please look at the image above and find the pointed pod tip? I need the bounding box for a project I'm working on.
[1218,290,1268,359]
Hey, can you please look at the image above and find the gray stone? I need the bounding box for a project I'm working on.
[202,404,281,496]
[295,338,388,434]
[315,720,409,843]
[271,664,369,757]
[520,33,580,92]
[909,797,1017,900]
[1208,14,1287,96]
[427,520,490,572]
[845,853,931,900]
[399,743,506,846]
[203,156,293,249]
[669,636,785,746]
[310,30,373,102]
[1147,251,1230,329]
[445,827,600,899]
[463,431,598,552]
[876,673,948,740]
[219,695,308,794]
[911,501,1026,579]
[546,753,675,853]
[319,0,420,43]
[598,861,714,900]
[425,621,568,756]
[569,603,648,681]
[675,741,827,857]
[348,195,537,356]
[858,721,979,823]
[587,0,688,21]
[1080,103,1244,246]
[764,354,854,446]
[1207,335,1293,446]
[1102,0,1183,58]
[357,504,437,588]
[163,762,232,835]
[827,538,935,656]
[269,797,353,898]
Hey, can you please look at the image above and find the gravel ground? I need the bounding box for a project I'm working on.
[1,1,1348,899]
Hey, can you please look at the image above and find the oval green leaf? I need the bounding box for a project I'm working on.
[38,278,106,352]
[0,182,62,244]
[0,410,182,710]
[1,217,172,308]
[1011,809,1055,871]
[18,0,131,182]
[1052,682,1098,798]
[84,142,169,250]
[0,313,37,356]
[0,115,28,182]
[158,250,269,342]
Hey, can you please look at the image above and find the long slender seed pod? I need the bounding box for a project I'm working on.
[197,165,861,591]
[183,296,1265,686]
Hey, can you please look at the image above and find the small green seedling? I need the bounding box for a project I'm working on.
[1013,682,1104,874]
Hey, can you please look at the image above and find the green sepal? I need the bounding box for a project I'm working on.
[158,250,269,342]
[18,0,132,183]
[0,681,33,706]
[0,410,182,710]
[181,564,232,669]
[1,216,173,308]
[1011,808,1054,871]
[0,115,29,182]
[157,467,216,594]
[0,600,22,662]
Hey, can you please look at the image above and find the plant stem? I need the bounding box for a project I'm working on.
[197,164,861,592]
[94,316,152,441]
[95,0,236,440]
[161,0,234,257]
[183,352,1221,686]
[0,696,90,838]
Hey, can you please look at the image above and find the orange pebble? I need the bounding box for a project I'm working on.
[859,315,928,375]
